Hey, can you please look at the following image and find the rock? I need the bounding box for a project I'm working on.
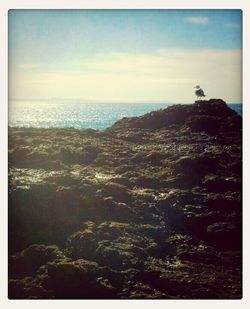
[9,182,85,253]
[9,244,65,279]
[205,222,241,250]
[102,182,132,202]
[134,175,160,189]
[9,147,32,166]
[44,259,117,298]
[202,175,241,193]
[204,194,241,212]
[59,145,100,165]
[176,244,221,265]
[185,115,221,135]
[66,229,97,260]
[94,234,157,270]
[144,150,166,165]
[109,99,238,132]
[120,281,167,299]
[109,201,136,222]
[9,276,51,299]
[173,154,219,175]
[96,221,136,240]
[8,99,242,299]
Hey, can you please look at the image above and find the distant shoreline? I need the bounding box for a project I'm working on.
[9,99,242,105]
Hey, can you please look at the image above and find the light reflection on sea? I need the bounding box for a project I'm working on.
[9,100,242,129]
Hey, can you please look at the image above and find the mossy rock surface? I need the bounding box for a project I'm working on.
[8,100,242,299]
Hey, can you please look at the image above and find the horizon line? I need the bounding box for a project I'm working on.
[9,98,242,104]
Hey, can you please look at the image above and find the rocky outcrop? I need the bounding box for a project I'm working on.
[108,99,240,133]
[8,99,242,299]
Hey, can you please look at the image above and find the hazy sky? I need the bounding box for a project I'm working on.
[9,10,242,103]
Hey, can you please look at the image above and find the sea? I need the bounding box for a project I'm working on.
[8,100,242,130]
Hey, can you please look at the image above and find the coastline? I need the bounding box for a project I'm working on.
[8,101,242,130]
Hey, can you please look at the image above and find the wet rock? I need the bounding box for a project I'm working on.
[109,99,238,132]
[120,281,167,299]
[102,182,132,203]
[176,244,221,265]
[109,201,136,222]
[145,150,166,165]
[134,175,160,189]
[173,155,219,175]
[66,229,97,260]
[9,147,32,166]
[96,221,136,240]
[9,276,51,299]
[9,244,65,279]
[185,115,221,135]
[9,183,85,253]
[202,175,241,193]
[204,194,241,213]
[94,234,157,270]
[59,145,100,165]
[8,99,242,299]
[206,222,241,250]
[45,259,117,298]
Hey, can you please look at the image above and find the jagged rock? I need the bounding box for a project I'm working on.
[59,145,100,165]
[102,182,132,202]
[185,115,221,134]
[108,99,239,133]
[66,229,97,260]
[9,244,65,279]
[202,175,241,193]
[206,222,241,250]
[94,234,157,270]
[176,244,222,265]
[8,99,242,299]
[9,276,52,299]
[203,194,241,212]
[173,154,219,175]
[44,259,117,298]
[96,221,136,240]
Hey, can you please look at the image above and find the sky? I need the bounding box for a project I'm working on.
[9,9,242,103]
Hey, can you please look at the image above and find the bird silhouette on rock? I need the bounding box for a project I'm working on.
[194,85,206,100]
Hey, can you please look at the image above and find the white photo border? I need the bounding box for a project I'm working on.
[1,1,249,308]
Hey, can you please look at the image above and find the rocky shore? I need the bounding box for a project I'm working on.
[8,99,242,299]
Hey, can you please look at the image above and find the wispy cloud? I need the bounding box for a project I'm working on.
[18,64,39,70]
[10,49,242,103]
[185,16,209,25]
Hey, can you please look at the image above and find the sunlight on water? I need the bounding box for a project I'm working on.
[9,100,242,129]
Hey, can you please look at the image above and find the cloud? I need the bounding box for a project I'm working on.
[10,49,242,103]
[18,64,39,70]
[185,16,209,25]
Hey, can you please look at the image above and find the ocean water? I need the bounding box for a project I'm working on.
[9,100,242,130]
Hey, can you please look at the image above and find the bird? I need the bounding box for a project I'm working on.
[194,85,206,100]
